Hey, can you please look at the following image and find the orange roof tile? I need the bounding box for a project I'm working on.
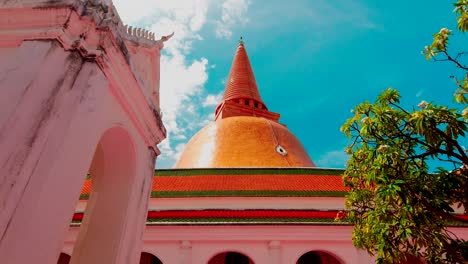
[79,169,349,199]
[152,174,346,192]
[80,180,92,194]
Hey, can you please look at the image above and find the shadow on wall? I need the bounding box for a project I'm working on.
[57,252,163,264]
[57,253,70,264]
[398,255,425,264]
[208,251,255,264]
[297,251,342,264]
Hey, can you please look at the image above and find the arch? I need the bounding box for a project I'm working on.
[208,251,255,264]
[296,250,344,264]
[140,252,163,264]
[57,253,71,264]
[70,126,138,263]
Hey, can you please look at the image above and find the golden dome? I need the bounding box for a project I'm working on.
[174,41,314,168]
[174,116,315,168]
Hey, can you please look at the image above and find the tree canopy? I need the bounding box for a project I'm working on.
[341,1,468,263]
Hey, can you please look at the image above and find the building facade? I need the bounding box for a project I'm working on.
[2,1,468,263]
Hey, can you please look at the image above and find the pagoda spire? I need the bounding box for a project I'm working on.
[214,39,280,122]
[222,38,263,104]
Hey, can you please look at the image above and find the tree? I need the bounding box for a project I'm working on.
[341,1,468,263]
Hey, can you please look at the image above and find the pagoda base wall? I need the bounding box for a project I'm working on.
[61,224,468,263]
[62,225,374,264]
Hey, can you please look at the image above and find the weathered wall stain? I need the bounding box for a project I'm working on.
[27,51,83,148]
[0,50,84,243]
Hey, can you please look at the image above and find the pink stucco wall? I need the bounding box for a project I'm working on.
[62,222,468,264]
[0,2,165,263]
[69,195,373,263]
[69,194,468,264]
[63,224,371,264]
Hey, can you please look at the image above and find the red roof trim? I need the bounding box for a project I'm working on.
[72,210,468,225]
[73,210,342,221]
[147,210,341,219]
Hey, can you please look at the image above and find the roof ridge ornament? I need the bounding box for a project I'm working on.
[123,24,157,41]
[161,32,175,42]
[239,36,244,45]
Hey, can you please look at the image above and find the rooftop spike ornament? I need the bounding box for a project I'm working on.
[214,40,281,122]
[220,39,263,105]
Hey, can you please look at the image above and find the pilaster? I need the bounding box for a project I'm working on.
[268,240,281,264]
[180,240,192,264]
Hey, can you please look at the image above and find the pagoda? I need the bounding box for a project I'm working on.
[176,40,315,168]
[74,41,370,264]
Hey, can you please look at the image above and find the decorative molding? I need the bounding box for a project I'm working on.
[142,225,355,242]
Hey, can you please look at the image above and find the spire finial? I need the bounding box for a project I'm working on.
[239,36,244,45]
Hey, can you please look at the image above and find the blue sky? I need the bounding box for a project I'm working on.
[113,0,466,169]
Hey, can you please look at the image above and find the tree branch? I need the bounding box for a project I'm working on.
[443,51,468,71]
[413,192,468,224]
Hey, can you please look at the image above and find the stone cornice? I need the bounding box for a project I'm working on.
[0,1,168,152]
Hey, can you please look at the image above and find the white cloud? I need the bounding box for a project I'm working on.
[112,0,211,167]
[202,92,223,107]
[249,1,380,35]
[159,54,208,129]
[215,0,251,39]
[174,143,187,160]
[315,149,349,168]
[111,0,252,168]
[113,0,209,27]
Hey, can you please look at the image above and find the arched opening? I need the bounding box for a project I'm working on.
[208,251,254,264]
[140,252,163,264]
[57,253,71,264]
[68,127,137,263]
[297,251,342,264]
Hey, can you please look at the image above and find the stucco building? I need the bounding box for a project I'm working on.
[0,0,166,263]
[2,1,468,264]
